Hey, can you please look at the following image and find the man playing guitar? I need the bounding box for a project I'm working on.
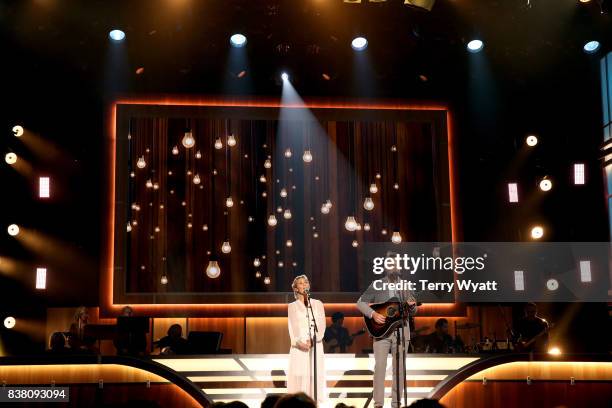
[514,302,549,352]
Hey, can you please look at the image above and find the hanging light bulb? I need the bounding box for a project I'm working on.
[264,276,271,285]
[130,171,135,178]
[278,261,284,267]
[136,156,146,169]
[126,223,132,232]
[193,174,201,185]
[356,223,362,230]
[302,150,313,163]
[370,183,378,194]
[280,188,287,198]
[160,275,168,285]
[214,138,223,149]
[321,204,330,214]
[146,179,153,188]
[381,229,388,235]
[153,182,159,190]
[284,148,292,158]
[277,206,283,213]
[352,240,359,248]
[363,197,374,211]
[262,191,267,197]
[313,232,319,238]
[391,231,402,244]
[325,200,332,209]
[182,131,195,148]
[286,240,293,247]
[283,209,292,219]
[172,145,179,155]
[264,159,272,169]
[155,226,161,232]
[394,183,399,190]
[196,150,202,159]
[253,258,261,267]
[202,224,208,231]
[364,223,371,231]
[226,197,234,208]
[259,175,266,183]
[376,173,381,179]
[391,145,397,152]
[206,261,221,278]
[227,134,237,147]
[267,214,278,226]
[221,241,232,253]
[345,216,358,231]
[255,271,262,278]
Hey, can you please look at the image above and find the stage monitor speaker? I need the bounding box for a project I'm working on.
[404,0,436,11]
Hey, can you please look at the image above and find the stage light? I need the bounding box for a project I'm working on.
[5,153,17,165]
[574,163,585,185]
[363,197,374,211]
[3,317,15,329]
[508,183,519,203]
[214,138,223,149]
[345,216,358,231]
[351,36,368,51]
[579,260,592,282]
[514,270,525,291]
[227,134,237,147]
[281,72,289,81]
[12,125,24,137]
[467,39,484,53]
[404,0,437,11]
[39,177,50,198]
[36,267,46,290]
[321,204,330,214]
[136,156,146,168]
[193,174,201,185]
[264,159,272,169]
[548,347,562,356]
[539,178,552,192]
[369,183,378,194]
[221,241,232,254]
[531,226,544,239]
[280,188,288,198]
[160,275,168,285]
[391,231,402,244]
[283,209,292,219]
[284,148,292,158]
[109,29,126,42]
[302,150,313,163]
[206,261,221,278]
[182,131,195,148]
[226,197,234,208]
[7,224,19,236]
[546,278,559,291]
[583,41,600,54]
[526,135,538,147]
[230,33,247,48]
[267,214,278,226]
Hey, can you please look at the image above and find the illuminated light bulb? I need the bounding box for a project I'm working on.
[364,223,371,231]
[539,178,552,192]
[187,222,193,228]
[526,135,538,147]
[132,220,138,226]
[391,231,402,244]
[376,173,381,179]
[213,169,217,175]
[181,201,186,206]
[221,241,232,253]
[352,240,359,248]
[160,275,168,285]
[206,261,221,278]
[7,224,19,236]
[280,188,287,198]
[345,216,358,231]
[12,125,24,137]
[202,224,208,231]
[284,148,292,158]
[4,317,16,329]
[160,204,164,209]
[356,223,362,230]
[278,261,284,267]
[153,183,159,190]
[253,258,261,267]
[182,131,195,148]
[391,145,397,152]
[283,209,292,219]
[196,150,202,159]
[394,183,399,190]
[302,150,313,163]
[127,223,132,232]
[260,175,266,183]
[381,229,387,235]
[5,153,17,165]
[227,134,237,147]
[321,204,330,214]
[255,271,262,278]
[370,183,378,194]
[172,145,179,155]
[262,191,267,197]
[313,232,319,238]
[193,174,201,185]
[363,197,374,211]
[277,206,283,213]
[130,171,135,178]
[131,203,138,210]
[292,261,297,267]
[531,226,544,240]
[264,276,271,284]
[267,214,278,226]
[286,240,293,247]
[146,179,153,188]
[264,159,272,169]
[136,156,146,169]
[226,197,234,207]
[292,185,296,190]
[155,226,160,232]
[214,138,223,149]
[187,170,192,175]
[168,171,173,176]
[325,200,332,209]
[548,347,562,356]
[248,216,254,222]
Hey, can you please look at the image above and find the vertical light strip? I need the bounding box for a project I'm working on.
[39,177,50,198]
[573,164,585,185]
[579,261,592,283]
[36,267,47,289]
[508,183,519,203]
[514,270,525,291]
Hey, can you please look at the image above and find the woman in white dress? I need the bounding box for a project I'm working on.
[287,275,327,404]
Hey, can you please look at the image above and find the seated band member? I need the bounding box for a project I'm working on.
[514,302,549,352]
[287,275,327,404]
[423,318,454,353]
[357,257,417,408]
[323,312,353,353]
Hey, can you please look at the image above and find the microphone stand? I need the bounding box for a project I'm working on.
[397,289,410,408]
[305,291,319,402]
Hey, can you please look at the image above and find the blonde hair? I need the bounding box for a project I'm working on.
[291,275,309,300]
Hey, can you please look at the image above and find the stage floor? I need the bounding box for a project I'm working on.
[154,353,479,407]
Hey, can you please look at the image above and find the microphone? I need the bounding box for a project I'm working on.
[304,289,310,296]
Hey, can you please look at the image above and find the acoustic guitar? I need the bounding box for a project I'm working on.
[364,300,415,339]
